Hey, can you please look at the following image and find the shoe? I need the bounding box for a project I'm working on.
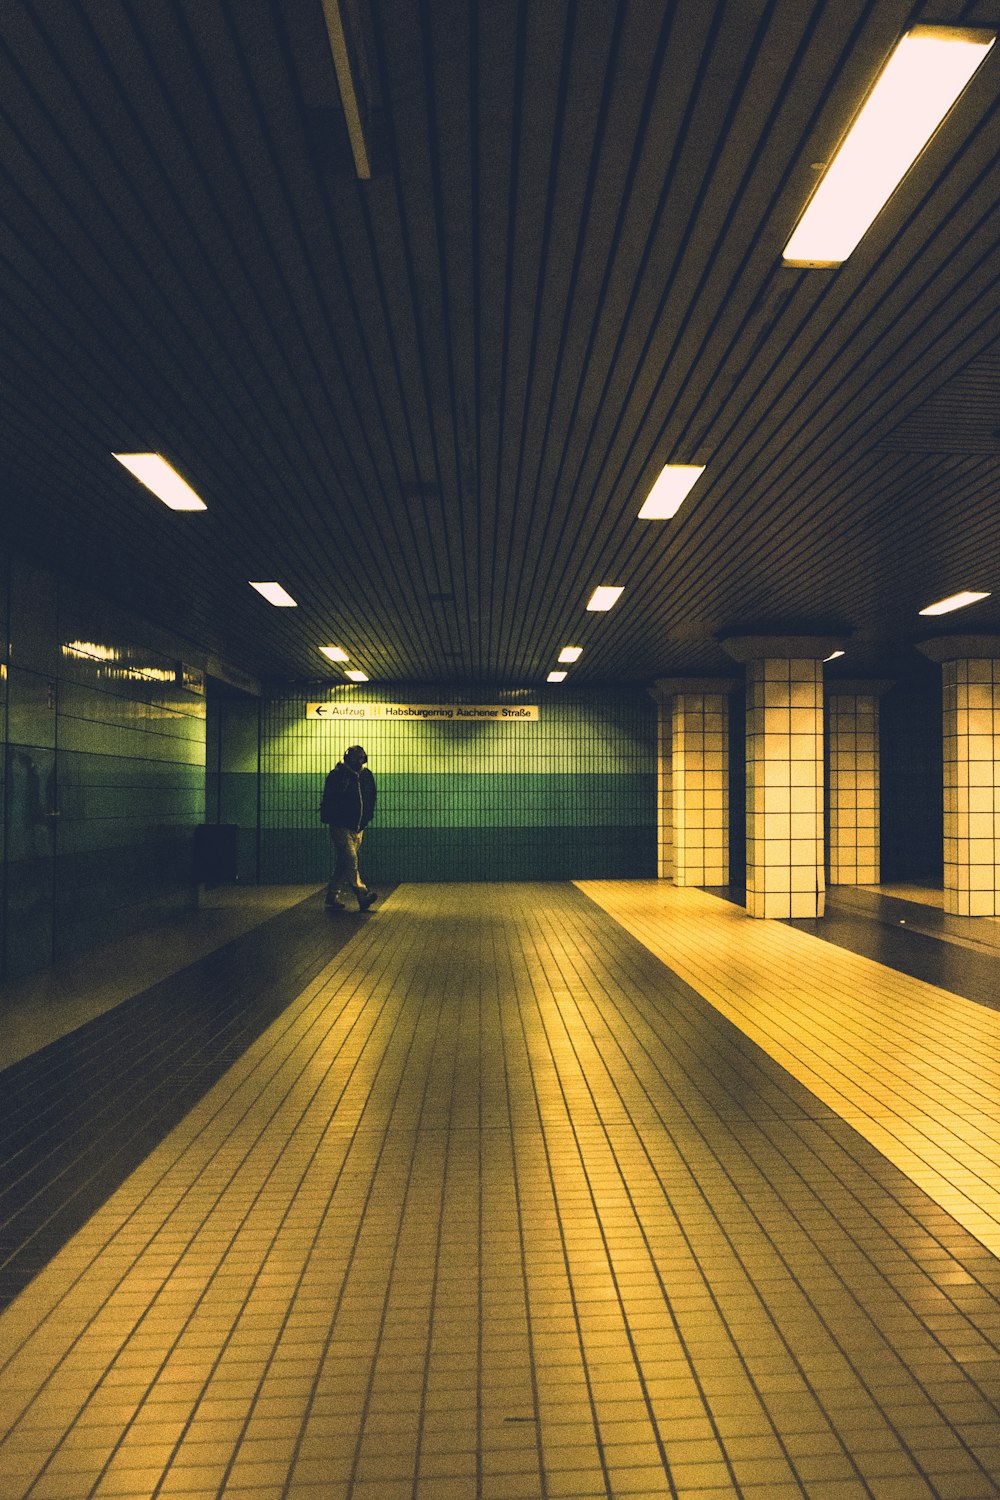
[357,889,378,912]
[325,897,347,912]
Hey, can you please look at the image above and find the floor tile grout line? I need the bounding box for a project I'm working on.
[503,916,618,1500]
[178,915,436,1500]
[639,940,1000,1110]
[0,958,317,1187]
[775,1113,1000,1405]
[0,998,329,1276]
[0,918,364,1308]
[0,910,340,1135]
[22,906,413,1494]
[539,900,941,1500]
[575,894,1000,1200]
[691,923,1000,1068]
[7,884,1000,1500]
[145,918,422,1494]
[566,882,1000,1494]
[0,959,348,1382]
[668,922,1000,1145]
[0,897,376,1198]
[15,921,418,1497]
[0,913,400,1341]
[319,918,454,1500]
[0,916,409,1428]
[575,888,1000,1230]
[519,915,708,1500]
[571,904,840,1127]
[632,895,1000,1057]
[524,908,810,1500]
[411,916,471,1499]
[0,890,330,1086]
[570,899,1000,1290]
[491,918,551,1500]
[260,906,442,1495]
[578,882,1000,1256]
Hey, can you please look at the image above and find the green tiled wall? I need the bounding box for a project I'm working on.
[2,557,206,979]
[205,694,260,883]
[260,686,656,882]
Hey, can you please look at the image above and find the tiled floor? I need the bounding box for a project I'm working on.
[0,887,373,1312]
[858,887,946,911]
[581,880,1000,1256]
[0,887,321,1072]
[3,881,1000,1498]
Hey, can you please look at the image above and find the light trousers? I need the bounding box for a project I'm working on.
[327,826,368,902]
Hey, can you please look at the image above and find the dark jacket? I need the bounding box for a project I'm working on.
[320,761,376,832]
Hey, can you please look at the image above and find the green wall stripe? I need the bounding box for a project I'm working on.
[259,686,657,882]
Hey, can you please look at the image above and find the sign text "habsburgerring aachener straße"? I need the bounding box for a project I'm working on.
[305,703,540,722]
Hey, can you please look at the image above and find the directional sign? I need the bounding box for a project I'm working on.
[306,702,539,722]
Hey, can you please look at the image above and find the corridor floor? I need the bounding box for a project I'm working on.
[3,882,1000,1499]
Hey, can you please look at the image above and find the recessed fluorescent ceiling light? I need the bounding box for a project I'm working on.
[112,452,207,510]
[638,464,705,519]
[824,650,845,662]
[319,645,349,662]
[345,669,369,682]
[783,26,995,266]
[919,590,990,616]
[249,581,298,607]
[586,586,623,612]
[558,646,583,663]
[547,671,567,683]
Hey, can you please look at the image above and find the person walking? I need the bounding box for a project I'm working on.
[320,744,378,912]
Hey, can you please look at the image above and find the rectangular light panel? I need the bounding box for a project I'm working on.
[547,671,567,683]
[783,26,995,267]
[638,464,705,519]
[319,645,350,661]
[919,590,990,616]
[558,646,583,663]
[345,669,369,681]
[586,586,623,612]
[112,452,207,511]
[249,581,298,607]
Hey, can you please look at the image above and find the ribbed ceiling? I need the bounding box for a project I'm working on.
[1,0,999,685]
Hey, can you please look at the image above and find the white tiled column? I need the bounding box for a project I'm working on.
[943,660,1000,915]
[651,678,736,887]
[826,682,889,887]
[918,638,1000,916]
[651,688,674,880]
[723,637,845,920]
[672,691,730,887]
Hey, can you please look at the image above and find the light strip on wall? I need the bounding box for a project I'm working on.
[249,582,298,607]
[824,650,845,662]
[558,647,583,663]
[319,645,350,662]
[919,590,990,616]
[586,586,623,612]
[112,452,207,511]
[783,26,995,267]
[638,464,705,519]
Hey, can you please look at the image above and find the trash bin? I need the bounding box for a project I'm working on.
[193,823,239,883]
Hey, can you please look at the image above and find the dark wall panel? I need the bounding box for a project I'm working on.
[880,681,942,884]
